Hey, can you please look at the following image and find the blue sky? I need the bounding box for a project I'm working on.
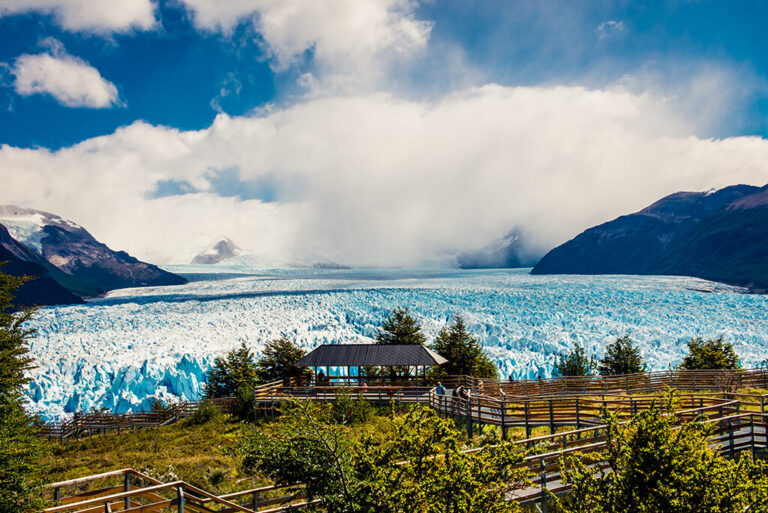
[2,0,767,149]
[1,1,768,265]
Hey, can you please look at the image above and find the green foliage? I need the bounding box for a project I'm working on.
[255,338,311,383]
[554,342,595,377]
[204,342,259,398]
[240,400,529,512]
[431,315,498,378]
[0,269,47,513]
[598,335,645,376]
[679,336,741,370]
[186,399,224,426]
[375,307,426,345]
[557,392,768,512]
[331,387,374,425]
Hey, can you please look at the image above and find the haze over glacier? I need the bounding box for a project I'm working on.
[26,264,768,420]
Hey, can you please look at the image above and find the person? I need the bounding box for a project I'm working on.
[435,382,446,396]
[317,370,326,384]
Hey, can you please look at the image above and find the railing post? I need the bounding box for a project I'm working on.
[728,420,735,460]
[524,400,531,441]
[750,414,756,458]
[500,397,507,440]
[549,399,555,435]
[104,503,112,513]
[252,491,259,511]
[575,398,580,435]
[540,458,548,513]
[124,473,130,510]
[54,486,60,507]
[178,485,185,513]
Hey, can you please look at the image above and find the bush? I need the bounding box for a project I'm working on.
[598,335,645,376]
[331,388,374,425]
[187,399,224,426]
[557,391,768,512]
[679,337,740,370]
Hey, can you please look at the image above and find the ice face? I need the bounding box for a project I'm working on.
[25,268,768,420]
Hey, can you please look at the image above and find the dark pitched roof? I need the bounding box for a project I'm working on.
[296,344,448,367]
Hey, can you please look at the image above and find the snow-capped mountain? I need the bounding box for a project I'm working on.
[0,205,186,303]
[190,238,243,265]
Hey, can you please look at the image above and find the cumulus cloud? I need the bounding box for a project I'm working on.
[0,0,156,33]
[12,41,121,108]
[2,84,768,266]
[179,0,431,90]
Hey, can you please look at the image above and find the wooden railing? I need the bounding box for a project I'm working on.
[40,381,283,441]
[42,468,317,513]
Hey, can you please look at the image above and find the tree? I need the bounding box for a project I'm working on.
[679,337,740,370]
[375,308,426,345]
[0,269,47,513]
[240,400,529,512]
[598,335,645,376]
[554,342,595,377]
[204,341,259,398]
[431,315,498,378]
[557,392,768,512]
[256,338,311,383]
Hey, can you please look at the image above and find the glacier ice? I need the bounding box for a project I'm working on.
[25,267,768,420]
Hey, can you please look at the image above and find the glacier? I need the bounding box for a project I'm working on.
[25,266,768,420]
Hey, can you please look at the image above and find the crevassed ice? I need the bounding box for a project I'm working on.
[25,268,768,420]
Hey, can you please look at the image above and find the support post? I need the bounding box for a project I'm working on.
[728,420,735,460]
[500,397,507,440]
[178,485,185,513]
[54,487,60,507]
[540,458,548,513]
[549,399,555,435]
[524,401,531,441]
[124,473,130,511]
[750,415,756,458]
[252,491,259,511]
[575,398,580,436]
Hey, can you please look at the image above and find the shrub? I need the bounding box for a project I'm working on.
[331,387,374,425]
[187,399,224,426]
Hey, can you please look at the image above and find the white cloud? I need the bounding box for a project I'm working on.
[179,0,431,90]
[597,20,625,39]
[2,84,768,266]
[12,43,120,108]
[0,0,156,33]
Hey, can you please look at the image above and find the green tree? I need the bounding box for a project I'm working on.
[554,342,595,377]
[557,392,768,512]
[256,338,311,383]
[240,400,529,512]
[204,341,259,398]
[679,337,740,370]
[375,307,426,345]
[431,315,498,378]
[0,270,48,513]
[598,335,645,376]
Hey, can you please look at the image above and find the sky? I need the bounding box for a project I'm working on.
[1,0,768,265]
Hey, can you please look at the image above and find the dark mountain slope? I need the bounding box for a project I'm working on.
[532,184,768,290]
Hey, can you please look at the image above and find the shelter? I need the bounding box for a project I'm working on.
[296,343,448,384]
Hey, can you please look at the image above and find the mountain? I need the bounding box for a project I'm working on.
[190,238,242,265]
[531,184,768,290]
[457,229,542,269]
[0,206,186,301]
[0,224,83,307]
